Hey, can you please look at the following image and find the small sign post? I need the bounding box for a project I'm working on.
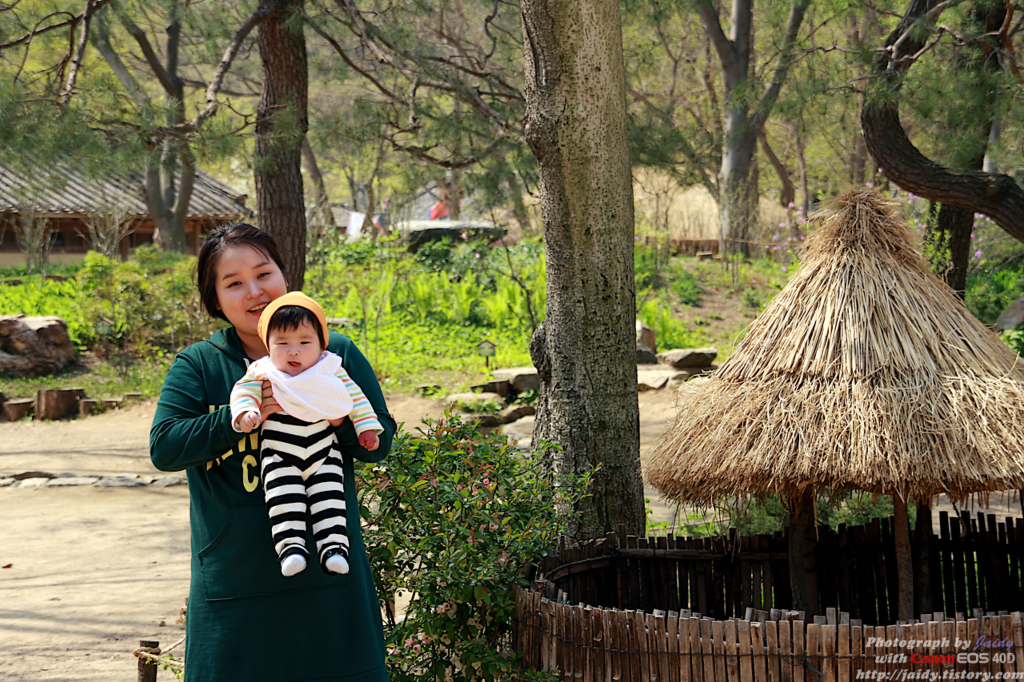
[476,339,497,370]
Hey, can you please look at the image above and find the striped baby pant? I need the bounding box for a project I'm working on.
[259,413,349,573]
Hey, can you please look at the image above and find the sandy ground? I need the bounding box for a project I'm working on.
[0,392,680,681]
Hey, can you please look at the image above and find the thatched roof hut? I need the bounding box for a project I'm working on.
[647,189,1024,507]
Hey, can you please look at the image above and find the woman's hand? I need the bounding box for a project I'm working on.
[260,380,283,421]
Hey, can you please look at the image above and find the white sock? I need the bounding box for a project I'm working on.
[325,554,349,575]
[281,554,307,577]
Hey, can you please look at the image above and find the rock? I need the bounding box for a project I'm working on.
[498,404,536,424]
[491,367,540,393]
[637,367,691,390]
[466,414,501,428]
[501,415,535,449]
[445,392,503,409]
[11,477,50,489]
[13,471,55,480]
[636,320,656,354]
[415,384,441,396]
[658,347,718,368]
[0,315,76,377]
[101,398,122,410]
[696,251,715,261]
[35,388,84,420]
[0,478,13,488]
[93,476,146,488]
[637,345,659,364]
[123,392,143,402]
[152,476,187,488]
[995,297,1024,332]
[79,399,100,416]
[470,380,512,398]
[3,398,34,421]
[47,477,100,487]
[326,317,360,329]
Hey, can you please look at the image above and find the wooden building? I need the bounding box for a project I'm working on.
[0,164,249,266]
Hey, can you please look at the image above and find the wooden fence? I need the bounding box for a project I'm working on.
[513,596,1024,682]
[523,511,1024,625]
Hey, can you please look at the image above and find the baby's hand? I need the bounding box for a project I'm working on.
[239,411,261,433]
[358,431,380,451]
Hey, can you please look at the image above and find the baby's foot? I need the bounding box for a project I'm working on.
[281,554,307,577]
[325,554,350,575]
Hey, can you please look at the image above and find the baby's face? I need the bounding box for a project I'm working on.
[267,320,322,377]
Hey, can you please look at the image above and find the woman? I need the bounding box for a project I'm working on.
[150,223,395,682]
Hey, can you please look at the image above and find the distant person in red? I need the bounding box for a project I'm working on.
[428,200,449,220]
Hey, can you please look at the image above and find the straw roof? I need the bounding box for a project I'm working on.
[646,189,1024,504]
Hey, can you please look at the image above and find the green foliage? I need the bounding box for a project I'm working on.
[1002,325,1024,356]
[637,298,709,350]
[359,414,586,682]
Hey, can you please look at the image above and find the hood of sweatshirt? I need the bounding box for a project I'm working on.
[205,326,251,364]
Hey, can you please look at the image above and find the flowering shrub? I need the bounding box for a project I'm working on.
[358,413,588,682]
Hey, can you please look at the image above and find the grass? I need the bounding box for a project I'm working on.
[0,352,173,401]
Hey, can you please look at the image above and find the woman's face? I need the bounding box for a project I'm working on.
[213,245,288,341]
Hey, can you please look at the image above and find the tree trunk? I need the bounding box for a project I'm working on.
[720,131,756,257]
[788,487,818,616]
[894,495,914,621]
[520,0,645,539]
[301,137,334,233]
[255,0,309,290]
[929,203,973,298]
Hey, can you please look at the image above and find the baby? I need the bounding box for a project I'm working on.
[230,292,383,577]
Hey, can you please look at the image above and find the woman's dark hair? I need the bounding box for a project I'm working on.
[266,306,326,348]
[195,223,287,321]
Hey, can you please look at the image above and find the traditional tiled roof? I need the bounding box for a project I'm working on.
[0,163,248,219]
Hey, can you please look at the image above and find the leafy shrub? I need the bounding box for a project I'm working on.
[637,298,708,350]
[359,414,586,682]
[968,266,1024,325]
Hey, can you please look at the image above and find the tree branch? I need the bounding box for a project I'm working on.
[188,5,274,131]
[0,0,110,50]
[694,0,736,70]
[59,0,96,107]
[862,0,1024,241]
[91,18,150,107]
[749,0,812,132]
[115,8,176,95]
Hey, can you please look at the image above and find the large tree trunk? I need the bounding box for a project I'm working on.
[520,0,645,539]
[255,0,309,289]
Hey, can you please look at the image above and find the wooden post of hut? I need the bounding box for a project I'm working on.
[789,487,818,616]
[646,189,1024,621]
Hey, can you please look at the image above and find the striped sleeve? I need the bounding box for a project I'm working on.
[337,367,384,435]
[229,363,267,432]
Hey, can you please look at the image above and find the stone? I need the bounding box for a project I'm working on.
[995,297,1024,333]
[47,477,100,487]
[93,476,146,488]
[637,345,659,364]
[636,320,657,354]
[470,380,512,398]
[498,404,536,424]
[491,367,540,393]
[0,315,76,377]
[79,399,100,416]
[13,471,56,480]
[658,347,718,368]
[101,398,122,410]
[11,477,50,489]
[326,317,360,329]
[466,414,501,428]
[445,392,503,409]
[501,414,535,449]
[696,251,715,261]
[123,392,143,402]
[415,384,442,396]
[35,388,85,420]
[3,398,34,421]
[637,367,691,390]
[0,478,13,488]
[152,476,187,488]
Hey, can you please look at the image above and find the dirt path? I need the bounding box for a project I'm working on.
[0,392,681,681]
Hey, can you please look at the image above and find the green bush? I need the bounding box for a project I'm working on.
[359,414,586,682]
[637,298,709,350]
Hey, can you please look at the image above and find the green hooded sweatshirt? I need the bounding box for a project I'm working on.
[150,327,395,682]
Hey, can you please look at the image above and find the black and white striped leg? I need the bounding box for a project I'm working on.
[306,452,350,573]
[261,453,310,572]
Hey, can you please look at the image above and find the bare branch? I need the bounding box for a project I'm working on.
[0,1,111,50]
[188,5,274,131]
[694,0,736,71]
[750,0,811,132]
[116,10,177,95]
[59,0,96,107]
